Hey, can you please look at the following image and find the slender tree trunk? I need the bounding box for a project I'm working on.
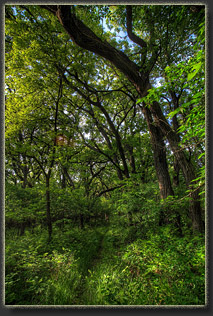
[170,92,181,187]
[46,175,52,242]
[126,144,136,174]
[90,110,126,180]
[173,158,180,187]
[95,101,130,178]
[62,165,75,188]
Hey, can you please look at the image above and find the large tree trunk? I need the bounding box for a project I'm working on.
[141,105,180,229]
[140,103,184,234]
[141,105,174,200]
[149,101,204,233]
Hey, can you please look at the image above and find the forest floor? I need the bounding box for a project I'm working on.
[73,228,108,304]
[89,230,106,267]
[5,224,205,306]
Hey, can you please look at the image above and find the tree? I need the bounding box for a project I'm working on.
[5,4,205,233]
[38,4,205,232]
[5,14,66,240]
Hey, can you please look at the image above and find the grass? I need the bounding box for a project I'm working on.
[5,222,205,306]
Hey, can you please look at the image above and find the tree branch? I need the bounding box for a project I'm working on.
[40,5,148,90]
[98,184,124,197]
[126,6,147,49]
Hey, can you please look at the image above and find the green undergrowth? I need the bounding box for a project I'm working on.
[84,226,205,305]
[5,225,105,305]
[5,223,205,306]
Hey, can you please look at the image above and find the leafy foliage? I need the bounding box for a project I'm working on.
[5,4,205,306]
[85,229,205,305]
[5,179,205,305]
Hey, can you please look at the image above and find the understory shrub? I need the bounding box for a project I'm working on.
[5,226,105,305]
[84,227,205,305]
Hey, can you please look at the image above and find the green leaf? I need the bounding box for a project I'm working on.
[187,62,202,81]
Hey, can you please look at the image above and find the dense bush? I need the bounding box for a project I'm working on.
[5,181,205,306]
[5,225,105,305]
[84,228,205,305]
[5,182,45,234]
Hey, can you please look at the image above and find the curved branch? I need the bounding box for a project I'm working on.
[39,5,146,88]
[98,184,124,197]
[40,5,58,15]
[126,6,147,49]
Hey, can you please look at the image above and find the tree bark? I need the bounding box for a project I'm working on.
[142,105,183,232]
[141,105,174,200]
[149,101,204,233]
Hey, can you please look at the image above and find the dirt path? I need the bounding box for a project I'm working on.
[73,228,108,304]
[89,231,106,268]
